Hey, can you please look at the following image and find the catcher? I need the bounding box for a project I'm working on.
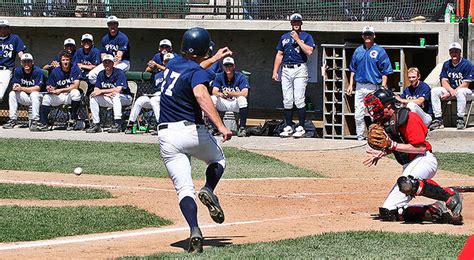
[363,89,463,225]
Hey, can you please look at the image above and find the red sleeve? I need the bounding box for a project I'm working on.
[399,112,432,151]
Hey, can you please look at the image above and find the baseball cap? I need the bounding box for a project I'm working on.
[159,39,172,48]
[449,42,462,51]
[106,15,119,24]
[81,33,93,42]
[20,53,34,61]
[0,20,9,27]
[102,54,114,62]
[362,25,375,34]
[64,38,76,46]
[223,57,235,65]
[163,53,175,61]
[290,13,302,21]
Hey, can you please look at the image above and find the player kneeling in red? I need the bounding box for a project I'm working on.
[363,89,463,225]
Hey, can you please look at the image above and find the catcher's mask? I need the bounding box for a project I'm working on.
[364,89,397,121]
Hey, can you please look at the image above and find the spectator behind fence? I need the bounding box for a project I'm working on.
[346,25,393,140]
[38,51,82,131]
[430,42,473,131]
[73,33,101,93]
[126,53,175,134]
[3,53,44,131]
[211,57,250,137]
[0,19,26,103]
[395,67,432,126]
[88,15,130,84]
[43,38,77,72]
[146,39,177,73]
[87,54,132,134]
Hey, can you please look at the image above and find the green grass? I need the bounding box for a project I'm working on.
[0,183,112,200]
[435,152,474,176]
[0,138,320,178]
[0,205,171,242]
[124,231,467,259]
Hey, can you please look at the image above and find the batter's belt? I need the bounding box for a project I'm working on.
[158,120,203,130]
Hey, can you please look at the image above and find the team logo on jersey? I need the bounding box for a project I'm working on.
[101,82,117,89]
[21,78,35,86]
[282,39,290,46]
[369,50,378,59]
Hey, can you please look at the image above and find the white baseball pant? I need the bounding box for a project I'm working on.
[406,102,432,126]
[128,94,161,123]
[0,69,12,102]
[87,60,130,84]
[382,151,438,210]
[89,93,132,123]
[42,89,81,106]
[211,95,248,113]
[8,91,42,121]
[159,121,225,202]
[431,87,473,118]
[281,64,308,109]
[355,82,380,138]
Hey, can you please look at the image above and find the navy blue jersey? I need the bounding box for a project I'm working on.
[212,71,250,93]
[0,34,26,68]
[47,64,82,89]
[349,44,393,85]
[439,58,473,89]
[73,47,101,78]
[101,31,130,61]
[95,68,130,95]
[400,81,432,114]
[276,31,315,64]
[159,55,214,124]
[12,65,44,87]
[154,71,165,93]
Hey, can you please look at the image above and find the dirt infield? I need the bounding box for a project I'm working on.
[0,147,473,259]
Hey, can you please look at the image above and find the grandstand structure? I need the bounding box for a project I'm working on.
[0,0,472,120]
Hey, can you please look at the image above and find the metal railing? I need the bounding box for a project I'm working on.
[0,0,453,21]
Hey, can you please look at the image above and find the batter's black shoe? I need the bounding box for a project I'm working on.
[198,186,225,224]
[86,123,101,133]
[446,192,463,225]
[187,227,203,253]
[3,119,17,129]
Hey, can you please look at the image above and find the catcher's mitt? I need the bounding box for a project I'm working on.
[367,123,393,150]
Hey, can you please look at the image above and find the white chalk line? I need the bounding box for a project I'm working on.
[0,213,330,251]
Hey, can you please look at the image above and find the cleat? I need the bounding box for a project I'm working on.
[86,123,101,133]
[456,119,465,130]
[3,119,17,129]
[35,122,49,131]
[292,125,305,138]
[429,119,444,131]
[446,192,463,225]
[279,125,293,138]
[187,227,203,253]
[66,119,76,131]
[108,121,122,133]
[427,201,452,224]
[198,186,225,224]
[237,127,247,137]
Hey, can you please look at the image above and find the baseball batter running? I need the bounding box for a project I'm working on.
[158,27,232,253]
[272,13,315,138]
[364,89,463,225]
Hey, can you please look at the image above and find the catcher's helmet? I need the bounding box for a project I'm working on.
[364,89,396,121]
[181,27,211,57]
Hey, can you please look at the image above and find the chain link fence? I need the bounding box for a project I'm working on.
[0,0,451,21]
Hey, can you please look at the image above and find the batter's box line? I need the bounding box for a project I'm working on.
[0,213,331,251]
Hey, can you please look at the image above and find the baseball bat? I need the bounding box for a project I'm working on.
[449,185,474,193]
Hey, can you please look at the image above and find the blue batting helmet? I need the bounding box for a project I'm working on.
[181,27,211,56]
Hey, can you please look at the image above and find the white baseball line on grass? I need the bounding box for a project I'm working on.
[0,213,330,251]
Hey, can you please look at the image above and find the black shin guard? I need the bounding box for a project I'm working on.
[397,176,451,201]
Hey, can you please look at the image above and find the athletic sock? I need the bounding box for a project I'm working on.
[70,100,80,120]
[179,196,199,229]
[205,162,224,191]
[239,107,248,128]
[284,109,293,127]
[39,105,51,125]
[297,107,306,127]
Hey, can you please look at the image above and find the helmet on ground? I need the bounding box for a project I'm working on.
[181,27,211,57]
[364,89,396,121]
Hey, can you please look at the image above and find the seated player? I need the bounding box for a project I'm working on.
[3,53,44,131]
[73,33,101,93]
[86,54,132,133]
[145,39,177,73]
[364,89,463,225]
[211,57,250,137]
[125,53,175,134]
[395,67,432,126]
[38,51,82,131]
[43,38,76,72]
